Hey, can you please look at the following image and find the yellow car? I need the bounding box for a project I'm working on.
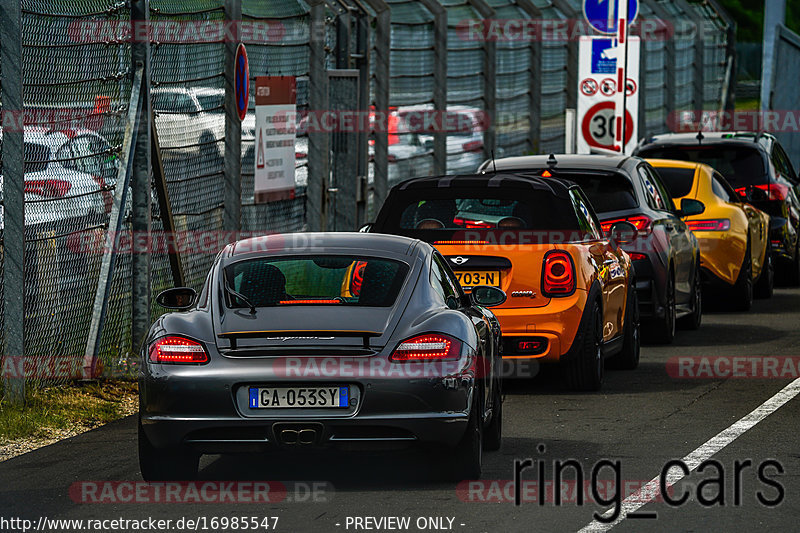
[648,159,773,310]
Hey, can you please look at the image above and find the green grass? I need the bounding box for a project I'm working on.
[736,98,760,111]
[0,380,137,442]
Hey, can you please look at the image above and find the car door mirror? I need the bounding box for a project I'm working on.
[156,287,197,310]
[769,216,787,231]
[676,198,705,218]
[748,186,769,203]
[470,286,506,308]
[358,223,373,233]
[609,221,638,245]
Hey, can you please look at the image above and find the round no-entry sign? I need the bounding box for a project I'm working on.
[235,43,250,121]
[581,101,634,150]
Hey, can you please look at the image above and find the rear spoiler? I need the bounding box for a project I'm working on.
[217,330,382,349]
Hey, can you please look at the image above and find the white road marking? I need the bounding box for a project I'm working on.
[578,376,800,532]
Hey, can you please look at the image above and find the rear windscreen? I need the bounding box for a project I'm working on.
[637,146,766,187]
[224,256,408,308]
[382,189,579,238]
[555,173,638,214]
[653,167,696,198]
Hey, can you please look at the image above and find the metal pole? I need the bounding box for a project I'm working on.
[468,0,496,163]
[517,0,543,154]
[0,0,25,404]
[361,0,390,212]
[419,0,447,176]
[761,0,786,111]
[552,0,579,110]
[308,0,329,231]
[82,69,144,379]
[130,0,152,355]
[223,0,242,232]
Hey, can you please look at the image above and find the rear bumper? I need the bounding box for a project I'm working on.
[489,290,587,364]
[629,256,666,321]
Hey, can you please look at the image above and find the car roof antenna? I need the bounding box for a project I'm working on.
[491,149,497,173]
[696,130,704,145]
[547,153,558,169]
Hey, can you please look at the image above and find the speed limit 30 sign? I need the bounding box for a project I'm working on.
[576,36,640,154]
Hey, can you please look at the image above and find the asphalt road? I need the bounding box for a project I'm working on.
[2,288,799,533]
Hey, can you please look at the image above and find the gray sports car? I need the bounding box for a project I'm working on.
[139,232,505,481]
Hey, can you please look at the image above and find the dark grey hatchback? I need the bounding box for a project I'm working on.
[139,232,504,481]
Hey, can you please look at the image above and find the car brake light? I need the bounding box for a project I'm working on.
[148,336,209,364]
[735,183,790,201]
[600,215,651,235]
[628,252,647,260]
[686,219,731,231]
[542,250,575,296]
[462,140,483,153]
[278,299,342,305]
[390,334,462,361]
[24,179,72,198]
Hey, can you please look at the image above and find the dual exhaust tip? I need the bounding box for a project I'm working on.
[274,423,323,446]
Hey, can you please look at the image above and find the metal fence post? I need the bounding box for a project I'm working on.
[419,0,447,176]
[692,14,706,115]
[362,0,390,212]
[552,0,578,110]
[307,0,329,231]
[130,0,152,355]
[224,0,242,233]
[517,0,543,154]
[469,0,496,163]
[0,0,25,404]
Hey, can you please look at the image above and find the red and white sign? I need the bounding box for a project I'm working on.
[580,78,599,97]
[576,35,640,154]
[254,76,297,203]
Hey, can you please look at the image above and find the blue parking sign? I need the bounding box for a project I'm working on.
[583,0,638,34]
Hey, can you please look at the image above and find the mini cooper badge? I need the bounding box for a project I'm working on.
[511,290,536,298]
[450,256,469,265]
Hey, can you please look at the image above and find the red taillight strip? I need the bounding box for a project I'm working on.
[686,219,731,231]
[390,334,461,361]
[600,215,651,234]
[279,299,342,305]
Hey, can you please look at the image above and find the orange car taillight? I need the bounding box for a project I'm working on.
[148,336,209,364]
[686,219,731,231]
[390,334,462,362]
[542,250,576,297]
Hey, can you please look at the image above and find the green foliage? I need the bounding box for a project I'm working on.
[716,0,800,42]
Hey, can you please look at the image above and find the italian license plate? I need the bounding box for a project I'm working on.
[454,270,501,288]
[248,386,349,409]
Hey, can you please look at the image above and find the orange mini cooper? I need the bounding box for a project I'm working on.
[371,173,640,391]
[648,159,774,309]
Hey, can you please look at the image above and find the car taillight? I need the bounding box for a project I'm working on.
[628,252,647,261]
[148,336,209,364]
[600,215,651,235]
[462,140,483,153]
[686,219,731,231]
[453,216,493,229]
[542,250,575,296]
[390,334,462,362]
[24,179,72,198]
[735,183,790,201]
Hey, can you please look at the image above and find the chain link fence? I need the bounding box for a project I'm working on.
[0,0,736,394]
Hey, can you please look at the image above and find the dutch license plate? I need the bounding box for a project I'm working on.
[454,270,501,288]
[248,386,349,409]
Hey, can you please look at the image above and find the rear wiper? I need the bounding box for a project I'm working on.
[223,278,257,314]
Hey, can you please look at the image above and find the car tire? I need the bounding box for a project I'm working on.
[644,271,676,344]
[482,380,502,452]
[610,287,640,370]
[787,240,800,287]
[138,417,199,482]
[446,396,483,480]
[731,241,754,311]
[563,301,604,391]
[754,245,774,299]
[677,264,702,330]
